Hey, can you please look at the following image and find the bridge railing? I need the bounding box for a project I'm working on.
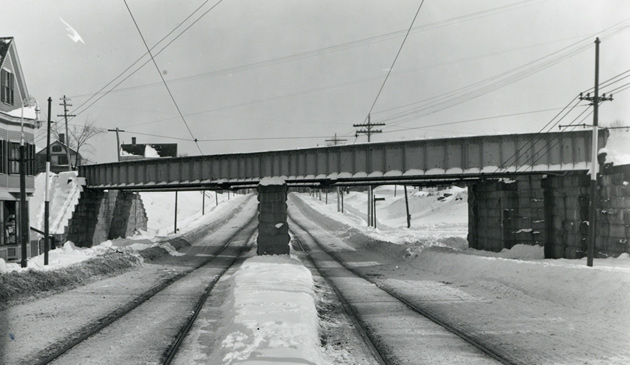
[79,130,607,189]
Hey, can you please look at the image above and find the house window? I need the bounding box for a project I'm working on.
[52,145,62,153]
[8,143,19,174]
[1,69,14,105]
[58,154,68,165]
[0,140,5,174]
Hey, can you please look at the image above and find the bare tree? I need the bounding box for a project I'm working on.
[604,119,626,128]
[54,118,105,168]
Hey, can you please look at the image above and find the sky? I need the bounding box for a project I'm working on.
[2,0,629,164]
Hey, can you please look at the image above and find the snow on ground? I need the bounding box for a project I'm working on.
[30,171,85,234]
[2,173,245,273]
[304,185,468,246]
[291,188,630,324]
[6,175,630,363]
[139,190,238,237]
[210,255,323,364]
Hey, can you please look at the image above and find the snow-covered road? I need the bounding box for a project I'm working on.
[288,191,630,364]
[3,181,630,364]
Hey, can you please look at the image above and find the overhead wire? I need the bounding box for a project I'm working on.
[59,0,224,125]
[67,0,539,100]
[499,68,630,175]
[123,0,203,154]
[513,108,593,173]
[67,0,219,120]
[367,19,630,131]
[364,0,425,119]
[492,96,583,174]
[42,0,545,149]
[56,0,535,146]
[381,107,567,134]
[110,36,588,130]
[34,0,224,146]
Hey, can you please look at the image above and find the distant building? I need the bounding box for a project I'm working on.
[0,37,40,262]
[120,137,177,161]
[35,133,84,173]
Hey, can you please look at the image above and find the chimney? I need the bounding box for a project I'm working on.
[132,137,136,145]
[59,133,65,144]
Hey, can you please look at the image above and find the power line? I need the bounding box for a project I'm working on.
[364,0,426,120]
[513,108,593,174]
[68,0,538,101]
[381,107,567,134]
[123,0,203,154]
[492,96,583,174]
[364,19,630,130]
[59,0,224,127]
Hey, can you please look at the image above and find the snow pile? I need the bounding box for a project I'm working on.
[300,185,468,246]
[8,171,245,272]
[0,240,123,272]
[30,171,85,234]
[415,246,630,319]
[140,190,236,236]
[213,255,323,364]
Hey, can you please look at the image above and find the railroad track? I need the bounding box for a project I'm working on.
[288,212,517,365]
[29,217,258,365]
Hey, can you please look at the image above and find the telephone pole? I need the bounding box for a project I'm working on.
[579,38,613,267]
[107,128,125,161]
[353,114,385,142]
[325,133,347,146]
[57,95,75,171]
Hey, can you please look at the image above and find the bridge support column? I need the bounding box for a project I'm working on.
[257,178,290,255]
[468,176,545,252]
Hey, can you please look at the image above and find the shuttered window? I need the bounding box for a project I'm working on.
[8,143,19,174]
[1,69,14,105]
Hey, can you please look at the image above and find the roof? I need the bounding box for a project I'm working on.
[36,140,79,155]
[120,143,178,158]
[0,37,12,67]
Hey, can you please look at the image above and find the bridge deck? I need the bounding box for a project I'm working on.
[79,130,607,190]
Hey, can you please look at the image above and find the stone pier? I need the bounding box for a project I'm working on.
[257,178,290,255]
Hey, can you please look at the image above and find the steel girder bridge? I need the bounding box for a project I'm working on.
[79,130,607,191]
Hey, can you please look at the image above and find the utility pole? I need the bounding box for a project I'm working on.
[353,114,385,142]
[107,128,125,161]
[579,37,613,267]
[45,97,52,264]
[325,133,347,146]
[174,191,178,234]
[404,185,411,228]
[57,95,75,171]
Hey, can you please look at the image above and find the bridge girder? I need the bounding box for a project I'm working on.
[79,130,607,191]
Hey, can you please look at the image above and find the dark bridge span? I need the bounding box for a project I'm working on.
[79,130,606,190]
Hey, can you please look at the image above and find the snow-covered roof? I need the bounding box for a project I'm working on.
[120,142,177,159]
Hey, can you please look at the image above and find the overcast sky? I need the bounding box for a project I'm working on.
[2,0,629,163]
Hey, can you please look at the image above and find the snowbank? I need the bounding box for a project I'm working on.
[412,246,630,320]
[212,255,323,364]
[140,190,235,236]
[30,171,85,234]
